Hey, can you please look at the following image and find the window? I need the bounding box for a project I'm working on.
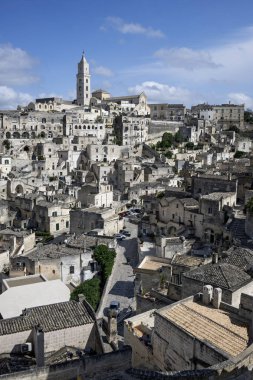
[86,86,88,91]
[208,207,212,214]
[52,211,57,217]
[69,265,75,274]
[86,79,88,83]
[56,223,59,231]
[66,221,69,228]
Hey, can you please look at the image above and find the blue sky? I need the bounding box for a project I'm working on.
[1,0,253,108]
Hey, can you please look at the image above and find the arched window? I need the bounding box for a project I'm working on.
[42,118,46,123]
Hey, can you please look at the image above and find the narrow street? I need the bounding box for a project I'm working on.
[97,220,138,321]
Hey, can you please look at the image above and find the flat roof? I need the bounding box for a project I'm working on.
[159,300,249,358]
[5,275,46,288]
[140,258,171,271]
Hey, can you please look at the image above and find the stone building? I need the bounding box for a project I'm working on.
[76,53,91,106]
[213,103,244,129]
[33,200,70,236]
[191,103,244,129]
[70,206,123,236]
[86,144,122,163]
[149,103,186,121]
[0,298,103,367]
[125,287,252,372]
[11,244,96,285]
[113,115,149,146]
[191,174,238,199]
[103,92,150,116]
[181,262,253,306]
[77,183,113,208]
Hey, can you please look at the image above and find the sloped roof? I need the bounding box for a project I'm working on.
[159,197,176,207]
[0,300,94,335]
[183,263,251,290]
[159,300,249,358]
[180,198,199,208]
[222,247,253,272]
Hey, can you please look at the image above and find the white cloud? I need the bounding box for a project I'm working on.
[228,92,253,109]
[0,44,39,86]
[0,86,33,109]
[151,27,253,87]
[104,17,164,38]
[155,47,221,70]
[128,81,192,104]
[93,65,113,77]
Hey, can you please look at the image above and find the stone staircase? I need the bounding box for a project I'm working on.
[228,215,253,249]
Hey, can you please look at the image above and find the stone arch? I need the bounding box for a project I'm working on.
[13,131,20,139]
[40,131,46,138]
[168,226,177,236]
[22,132,29,139]
[15,184,24,194]
[31,132,36,139]
[6,132,11,139]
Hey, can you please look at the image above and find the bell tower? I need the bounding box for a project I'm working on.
[76,52,91,106]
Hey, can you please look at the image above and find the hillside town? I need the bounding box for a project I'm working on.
[1,53,253,379]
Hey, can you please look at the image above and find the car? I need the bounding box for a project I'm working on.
[109,300,120,316]
[122,230,131,237]
[114,233,126,240]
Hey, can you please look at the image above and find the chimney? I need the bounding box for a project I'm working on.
[33,324,44,367]
[78,293,85,303]
[203,285,213,305]
[212,252,218,264]
[212,288,222,309]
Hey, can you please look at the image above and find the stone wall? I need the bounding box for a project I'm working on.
[44,324,94,354]
[0,346,132,380]
[0,330,32,355]
[153,313,227,371]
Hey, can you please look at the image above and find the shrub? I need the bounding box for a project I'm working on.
[246,197,253,213]
[165,150,173,159]
[94,244,116,285]
[3,140,10,150]
[70,244,117,311]
[234,150,245,158]
[70,277,101,310]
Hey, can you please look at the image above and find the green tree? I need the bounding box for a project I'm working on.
[70,277,101,310]
[94,245,116,285]
[174,131,184,144]
[165,150,173,159]
[3,140,10,150]
[185,142,194,150]
[228,125,240,133]
[246,197,253,213]
[244,111,253,124]
[234,150,245,158]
